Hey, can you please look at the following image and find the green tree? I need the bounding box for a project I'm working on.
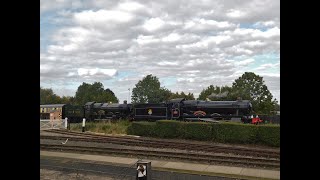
[74,82,119,105]
[59,96,69,104]
[158,87,172,102]
[186,92,195,100]
[131,74,172,103]
[231,72,277,114]
[40,87,75,104]
[275,103,280,111]
[169,91,195,100]
[40,87,61,104]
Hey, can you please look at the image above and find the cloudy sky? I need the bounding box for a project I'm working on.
[40,0,280,103]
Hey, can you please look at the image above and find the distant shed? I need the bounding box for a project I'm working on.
[49,110,62,120]
[40,104,65,120]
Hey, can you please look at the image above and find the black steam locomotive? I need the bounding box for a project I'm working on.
[40,98,254,123]
[132,98,253,123]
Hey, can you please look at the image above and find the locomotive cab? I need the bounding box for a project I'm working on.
[166,98,185,120]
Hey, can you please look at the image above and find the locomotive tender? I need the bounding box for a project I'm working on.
[40,98,254,123]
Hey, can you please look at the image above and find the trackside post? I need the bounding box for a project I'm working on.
[65,117,68,129]
[82,118,86,132]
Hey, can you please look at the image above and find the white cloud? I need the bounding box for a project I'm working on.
[256,62,280,71]
[235,59,255,66]
[157,61,179,66]
[162,33,181,42]
[226,9,246,18]
[254,21,276,28]
[40,64,51,73]
[252,27,280,38]
[117,1,146,12]
[242,41,266,47]
[183,19,236,32]
[77,68,117,77]
[136,35,160,45]
[206,35,232,45]
[49,44,79,52]
[177,77,195,83]
[41,0,280,103]
[143,18,165,31]
[185,59,204,67]
[74,10,133,24]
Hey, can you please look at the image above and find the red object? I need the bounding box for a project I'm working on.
[252,117,263,124]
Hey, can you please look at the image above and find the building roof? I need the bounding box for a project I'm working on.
[40,104,65,108]
[49,110,60,113]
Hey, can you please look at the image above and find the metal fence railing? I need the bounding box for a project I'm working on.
[259,115,280,124]
[40,119,66,130]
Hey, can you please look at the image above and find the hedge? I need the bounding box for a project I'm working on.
[255,124,280,147]
[127,120,280,147]
[179,122,213,141]
[126,121,156,136]
[212,122,259,144]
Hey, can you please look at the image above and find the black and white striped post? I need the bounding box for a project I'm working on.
[82,118,86,132]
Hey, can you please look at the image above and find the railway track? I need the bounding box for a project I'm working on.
[40,143,280,169]
[42,129,280,159]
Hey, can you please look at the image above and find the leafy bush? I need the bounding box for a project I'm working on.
[127,121,156,136]
[212,122,259,144]
[72,120,280,147]
[256,125,280,147]
[179,122,213,141]
[70,120,130,134]
[154,120,181,138]
[127,120,279,147]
